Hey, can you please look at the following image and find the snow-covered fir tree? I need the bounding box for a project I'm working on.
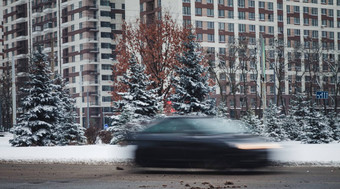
[170,31,216,115]
[282,113,298,141]
[327,112,340,141]
[216,101,229,118]
[109,57,159,144]
[117,57,159,119]
[10,48,61,146]
[263,104,287,141]
[54,74,86,145]
[241,110,263,135]
[300,103,333,144]
[287,93,311,140]
[109,105,137,144]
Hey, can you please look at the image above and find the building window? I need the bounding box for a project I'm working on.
[208,34,215,42]
[195,8,202,16]
[183,6,191,15]
[228,10,234,18]
[249,0,255,7]
[196,21,203,28]
[238,12,246,19]
[102,85,114,91]
[227,0,233,7]
[207,22,214,29]
[207,9,214,16]
[239,24,246,33]
[219,22,225,30]
[268,2,273,10]
[249,25,255,32]
[312,19,318,26]
[249,12,255,20]
[228,23,234,32]
[259,13,265,20]
[197,33,203,41]
[219,35,226,42]
[102,96,112,102]
[238,0,245,8]
[218,9,225,17]
[260,25,265,33]
[294,17,300,25]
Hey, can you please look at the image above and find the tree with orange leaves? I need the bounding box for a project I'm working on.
[113,14,189,105]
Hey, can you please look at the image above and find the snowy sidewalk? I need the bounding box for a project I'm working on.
[1,133,340,166]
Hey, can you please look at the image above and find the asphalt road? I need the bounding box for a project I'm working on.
[0,163,339,189]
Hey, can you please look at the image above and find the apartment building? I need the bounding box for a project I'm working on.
[140,0,340,117]
[1,0,127,128]
[0,0,3,66]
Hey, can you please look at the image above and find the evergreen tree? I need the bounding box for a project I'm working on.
[216,101,229,118]
[10,49,60,146]
[263,104,287,141]
[287,93,310,140]
[327,112,340,141]
[241,110,263,135]
[109,57,159,144]
[54,74,86,145]
[282,113,298,140]
[300,103,333,144]
[170,31,215,115]
[109,105,135,144]
[117,57,159,119]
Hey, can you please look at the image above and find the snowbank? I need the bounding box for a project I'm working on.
[1,133,340,166]
[0,133,135,164]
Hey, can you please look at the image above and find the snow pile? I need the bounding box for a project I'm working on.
[1,133,340,166]
[271,141,340,166]
[0,133,135,164]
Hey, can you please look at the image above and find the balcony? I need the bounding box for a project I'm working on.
[15,35,28,41]
[43,7,53,14]
[61,1,68,8]
[88,38,98,43]
[43,47,51,53]
[89,27,99,31]
[14,17,27,24]
[89,5,98,10]
[61,22,68,29]
[32,12,42,18]
[90,48,99,53]
[15,0,26,6]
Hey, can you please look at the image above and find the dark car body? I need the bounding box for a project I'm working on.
[134,117,278,169]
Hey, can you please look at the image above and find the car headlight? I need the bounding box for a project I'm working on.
[235,143,281,150]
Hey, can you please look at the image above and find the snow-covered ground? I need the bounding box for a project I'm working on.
[1,133,340,166]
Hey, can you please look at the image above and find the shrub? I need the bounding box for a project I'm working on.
[98,130,113,144]
[84,127,99,144]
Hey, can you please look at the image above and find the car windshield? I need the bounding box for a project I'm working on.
[143,118,250,134]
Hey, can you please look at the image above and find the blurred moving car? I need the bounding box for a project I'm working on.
[134,117,279,169]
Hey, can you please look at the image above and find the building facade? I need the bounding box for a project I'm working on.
[1,0,127,128]
[140,0,340,118]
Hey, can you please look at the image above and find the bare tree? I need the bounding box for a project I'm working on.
[268,38,287,113]
[324,55,340,113]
